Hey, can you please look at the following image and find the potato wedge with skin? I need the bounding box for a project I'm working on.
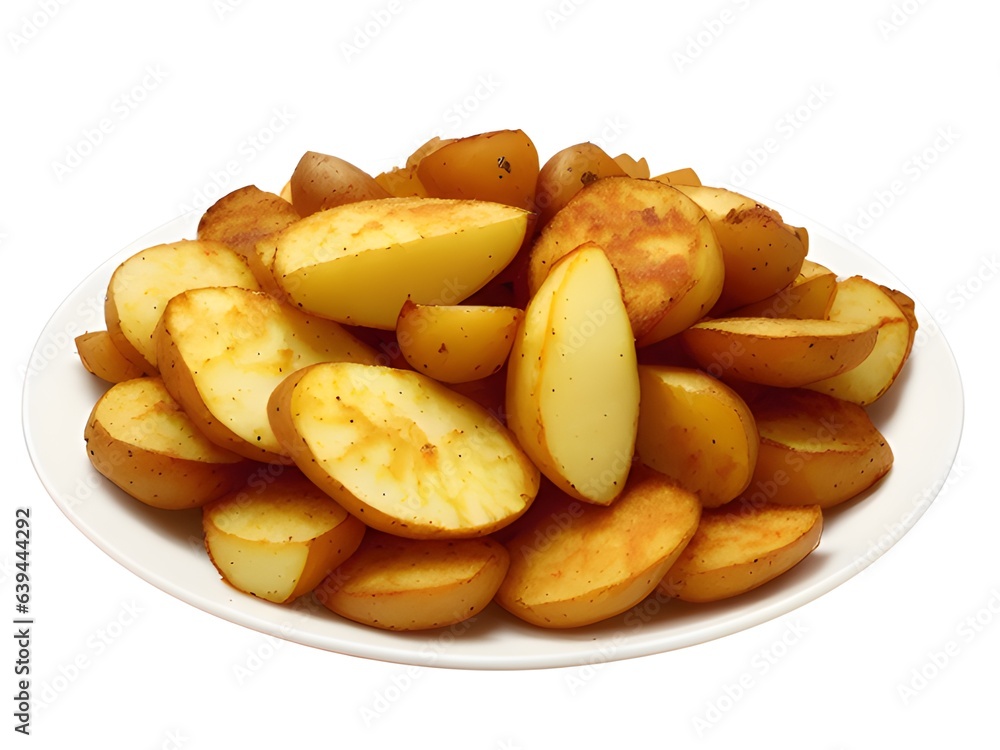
[672,184,807,313]
[155,286,379,463]
[105,239,261,371]
[740,388,893,509]
[273,197,529,330]
[528,176,725,344]
[197,185,301,261]
[84,377,249,510]
[315,531,508,630]
[496,465,701,628]
[651,167,701,186]
[203,470,365,604]
[636,366,759,508]
[804,276,916,405]
[288,151,391,217]
[76,330,148,382]
[268,361,540,539]
[660,502,822,603]
[416,129,540,212]
[507,243,639,506]
[680,317,879,388]
[728,260,837,320]
[612,153,650,179]
[396,300,522,384]
[534,142,628,227]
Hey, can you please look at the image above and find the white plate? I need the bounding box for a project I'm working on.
[22,204,963,670]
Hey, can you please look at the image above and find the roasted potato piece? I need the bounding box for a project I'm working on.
[651,167,701,186]
[155,286,379,463]
[203,470,365,604]
[740,388,893,508]
[268,361,540,539]
[636,365,759,508]
[316,531,509,630]
[804,276,916,405]
[197,185,301,261]
[272,197,529,330]
[105,240,261,371]
[680,317,879,388]
[534,142,628,226]
[84,377,249,509]
[612,153,650,178]
[288,151,390,216]
[76,330,147,382]
[496,465,701,628]
[507,243,639,506]
[729,259,837,320]
[396,300,522,384]
[660,501,822,603]
[528,176,725,345]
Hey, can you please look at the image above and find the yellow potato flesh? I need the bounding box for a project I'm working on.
[273,197,529,329]
[496,466,701,628]
[729,259,837,319]
[506,243,639,505]
[661,502,822,603]
[268,362,540,538]
[105,240,261,370]
[396,300,522,383]
[76,330,147,383]
[636,366,759,508]
[203,472,365,603]
[156,286,379,462]
[316,532,509,630]
[804,276,915,405]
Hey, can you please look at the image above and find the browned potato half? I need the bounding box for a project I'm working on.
[288,151,391,216]
[76,330,147,382]
[729,259,837,319]
[416,129,539,212]
[651,167,702,186]
[268,361,540,539]
[105,239,260,371]
[495,465,701,628]
[804,276,916,405]
[672,184,808,312]
[636,365,758,508]
[203,470,365,604]
[660,501,822,603]
[680,316,879,388]
[396,300,522,384]
[528,176,725,344]
[612,153,650,178]
[740,388,893,508]
[155,286,379,463]
[534,142,627,227]
[315,531,509,630]
[197,185,301,261]
[84,377,249,510]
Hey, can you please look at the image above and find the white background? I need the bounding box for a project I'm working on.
[4,0,997,746]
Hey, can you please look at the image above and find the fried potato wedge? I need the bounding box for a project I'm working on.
[288,151,391,217]
[528,176,725,344]
[105,239,261,371]
[203,470,365,604]
[660,501,822,603]
[396,300,522,384]
[507,243,639,505]
[496,465,701,628]
[273,197,529,329]
[636,366,759,508]
[155,286,379,462]
[729,259,837,319]
[316,531,509,630]
[741,388,893,508]
[651,167,701,186]
[84,377,249,509]
[612,153,650,179]
[76,330,147,383]
[804,276,916,405]
[533,142,628,227]
[197,185,301,261]
[268,361,540,538]
[680,317,879,387]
